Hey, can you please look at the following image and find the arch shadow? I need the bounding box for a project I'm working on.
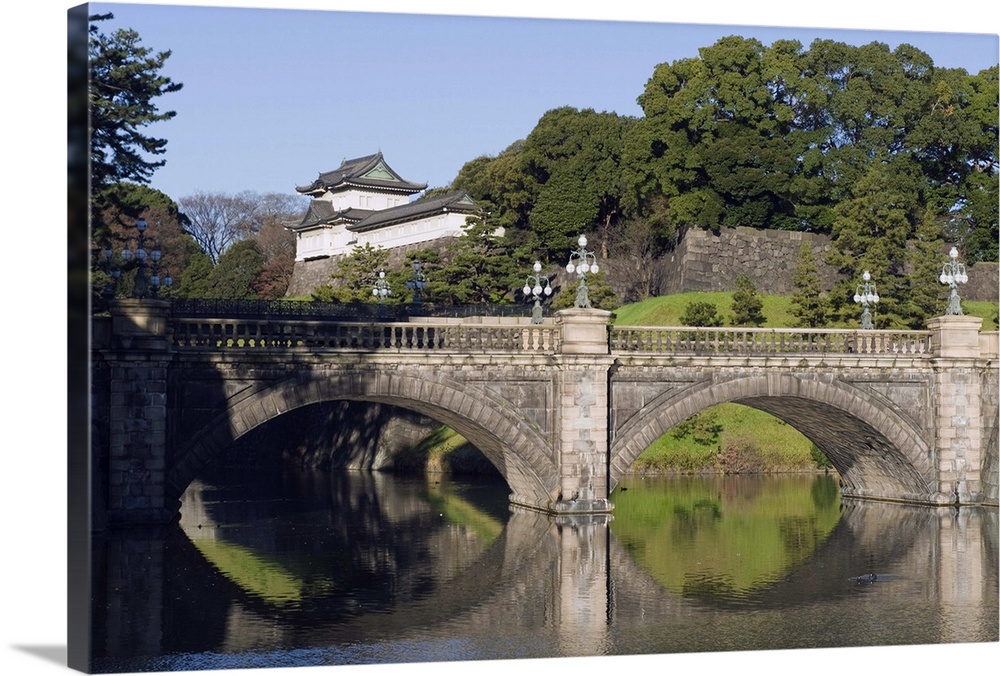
[166,369,559,516]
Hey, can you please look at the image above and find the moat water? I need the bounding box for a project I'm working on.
[89,467,998,673]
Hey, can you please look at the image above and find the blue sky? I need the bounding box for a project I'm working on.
[87,1,1000,203]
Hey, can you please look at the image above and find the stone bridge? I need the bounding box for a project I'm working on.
[90,300,999,526]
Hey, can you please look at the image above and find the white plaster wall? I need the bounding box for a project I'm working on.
[324,189,409,212]
[296,223,352,261]
[358,212,468,251]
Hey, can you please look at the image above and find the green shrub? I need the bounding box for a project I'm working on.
[681,300,722,326]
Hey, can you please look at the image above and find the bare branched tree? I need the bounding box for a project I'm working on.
[178,191,256,264]
[605,217,666,302]
[178,191,307,265]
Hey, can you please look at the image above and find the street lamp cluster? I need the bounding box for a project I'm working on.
[523,261,553,324]
[372,269,391,303]
[852,246,969,329]
[940,246,969,316]
[102,218,171,299]
[405,261,427,305]
[565,234,599,309]
[853,270,880,330]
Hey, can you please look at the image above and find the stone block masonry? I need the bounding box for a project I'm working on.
[660,226,840,295]
[660,226,999,301]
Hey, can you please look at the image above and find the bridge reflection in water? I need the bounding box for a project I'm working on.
[88,470,999,672]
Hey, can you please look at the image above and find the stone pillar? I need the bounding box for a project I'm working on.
[554,309,614,513]
[104,299,175,525]
[927,315,985,504]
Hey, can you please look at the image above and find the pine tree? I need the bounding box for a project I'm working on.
[731,273,766,326]
[825,160,913,327]
[208,239,266,299]
[88,12,183,192]
[790,243,828,327]
[906,208,948,328]
[313,243,392,303]
[680,301,722,327]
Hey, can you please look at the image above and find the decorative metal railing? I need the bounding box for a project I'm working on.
[169,317,559,353]
[609,326,935,356]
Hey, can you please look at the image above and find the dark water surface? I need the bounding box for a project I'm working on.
[89,469,998,673]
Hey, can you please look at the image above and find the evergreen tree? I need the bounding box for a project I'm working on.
[680,300,722,327]
[430,216,524,304]
[175,241,214,299]
[906,208,948,328]
[731,273,766,326]
[826,160,913,327]
[88,12,182,193]
[208,239,265,299]
[312,243,392,303]
[790,243,828,327]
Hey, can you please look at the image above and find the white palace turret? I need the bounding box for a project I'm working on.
[287,152,478,261]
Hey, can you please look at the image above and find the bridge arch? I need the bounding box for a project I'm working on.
[610,373,938,503]
[166,369,559,514]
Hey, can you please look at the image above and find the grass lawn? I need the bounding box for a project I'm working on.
[633,403,824,474]
[614,291,998,330]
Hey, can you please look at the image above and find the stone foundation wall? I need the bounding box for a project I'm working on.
[661,226,841,296]
[964,262,999,303]
[660,226,998,301]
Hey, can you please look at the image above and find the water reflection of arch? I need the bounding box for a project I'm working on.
[167,367,559,517]
[97,489,996,664]
[157,481,568,654]
[610,373,934,502]
[609,501,998,614]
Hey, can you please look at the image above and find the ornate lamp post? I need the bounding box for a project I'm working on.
[522,261,553,324]
[100,243,122,299]
[110,218,172,299]
[939,246,968,316]
[406,260,427,305]
[565,234,599,309]
[852,269,879,330]
[372,269,392,304]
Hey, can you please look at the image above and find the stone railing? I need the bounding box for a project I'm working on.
[169,317,560,354]
[609,326,935,357]
[979,331,999,359]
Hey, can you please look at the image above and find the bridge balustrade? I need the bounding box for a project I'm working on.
[169,317,560,354]
[609,326,934,356]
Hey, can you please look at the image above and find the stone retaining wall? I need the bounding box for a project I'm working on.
[661,226,840,296]
[660,226,998,301]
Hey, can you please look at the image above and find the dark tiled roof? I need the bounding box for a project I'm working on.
[295,151,427,195]
[289,190,478,234]
[347,191,478,233]
[288,202,374,231]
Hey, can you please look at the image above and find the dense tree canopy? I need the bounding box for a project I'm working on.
[627,37,997,260]
[450,36,996,318]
